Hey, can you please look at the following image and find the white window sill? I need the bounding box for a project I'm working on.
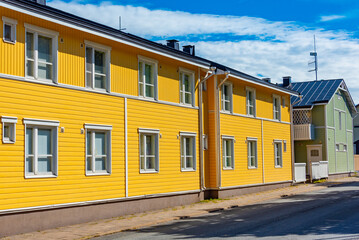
[2,139,15,144]
[3,39,15,44]
[86,172,111,176]
[247,114,256,118]
[275,165,283,169]
[25,174,57,179]
[86,87,108,93]
[140,169,159,174]
[248,166,258,170]
[25,77,54,84]
[180,102,194,107]
[220,110,232,114]
[223,167,234,170]
[181,168,196,172]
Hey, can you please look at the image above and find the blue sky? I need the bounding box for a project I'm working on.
[48,0,359,103]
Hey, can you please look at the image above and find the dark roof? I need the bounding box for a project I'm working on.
[289,79,357,116]
[290,79,342,108]
[3,0,298,96]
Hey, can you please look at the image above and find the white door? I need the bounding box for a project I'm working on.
[307,145,323,179]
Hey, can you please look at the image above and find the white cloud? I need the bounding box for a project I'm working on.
[48,0,359,103]
[320,15,346,22]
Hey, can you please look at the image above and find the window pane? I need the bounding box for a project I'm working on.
[86,72,92,88]
[140,156,145,170]
[38,35,52,63]
[86,157,92,171]
[95,132,106,156]
[186,157,193,168]
[225,101,230,111]
[184,74,190,91]
[145,64,152,84]
[181,157,185,169]
[3,125,10,138]
[146,135,154,155]
[26,32,34,59]
[95,74,106,89]
[26,128,33,155]
[38,129,52,155]
[145,85,153,98]
[94,50,105,74]
[4,24,12,41]
[86,47,93,71]
[185,93,192,104]
[26,157,33,173]
[38,157,51,173]
[95,157,106,171]
[26,60,34,77]
[86,132,92,155]
[38,62,52,80]
[185,137,192,156]
[146,157,155,170]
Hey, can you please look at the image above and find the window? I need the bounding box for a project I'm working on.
[283,140,287,152]
[247,138,257,168]
[180,132,196,171]
[246,87,256,116]
[273,95,281,121]
[336,144,340,152]
[274,141,282,167]
[25,23,58,82]
[2,116,17,144]
[311,149,319,157]
[138,56,158,99]
[85,40,111,91]
[139,129,159,173]
[24,119,59,178]
[179,69,195,106]
[2,17,17,43]
[85,124,112,175]
[282,97,286,108]
[222,136,234,169]
[343,144,347,152]
[221,83,232,112]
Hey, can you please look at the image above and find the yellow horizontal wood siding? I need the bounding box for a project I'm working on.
[127,99,200,196]
[263,121,292,183]
[0,78,125,210]
[220,114,264,187]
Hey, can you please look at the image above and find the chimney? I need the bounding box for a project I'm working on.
[29,0,47,5]
[262,78,271,83]
[282,76,292,87]
[183,45,195,56]
[166,40,179,50]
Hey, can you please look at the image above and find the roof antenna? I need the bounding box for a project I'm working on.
[308,35,318,81]
[119,16,126,31]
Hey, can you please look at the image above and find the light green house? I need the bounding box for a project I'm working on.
[286,79,357,177]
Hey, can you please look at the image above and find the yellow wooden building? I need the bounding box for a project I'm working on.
[0,0,298,236]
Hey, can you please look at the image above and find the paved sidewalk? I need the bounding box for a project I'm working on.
[3,177,358,240]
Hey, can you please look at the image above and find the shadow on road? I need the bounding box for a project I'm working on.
[125,181,359,239]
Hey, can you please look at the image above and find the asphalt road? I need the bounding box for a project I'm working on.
[93,181,359,240]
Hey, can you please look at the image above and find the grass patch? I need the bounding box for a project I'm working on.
[313,179,327,184]
[200,198,228,204]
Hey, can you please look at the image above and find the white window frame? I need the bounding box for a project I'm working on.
[23,118,59,178]
[139,128,160,173]
[222,135,235,170]
[274,140,283,168]
[273,94,281,121]
[179,68,195,106]
[24,23,58,83]
[203,134,208,151]
[84,124,112,176]
[221,82,233,113]
[138,56,158,100]
[247,137,258,169]
[282,97,286,108]
[2,116,17,144]
[246,87,256,117]
[84,40,111,92]
[180,132,197,171]
[2,16,17,44]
